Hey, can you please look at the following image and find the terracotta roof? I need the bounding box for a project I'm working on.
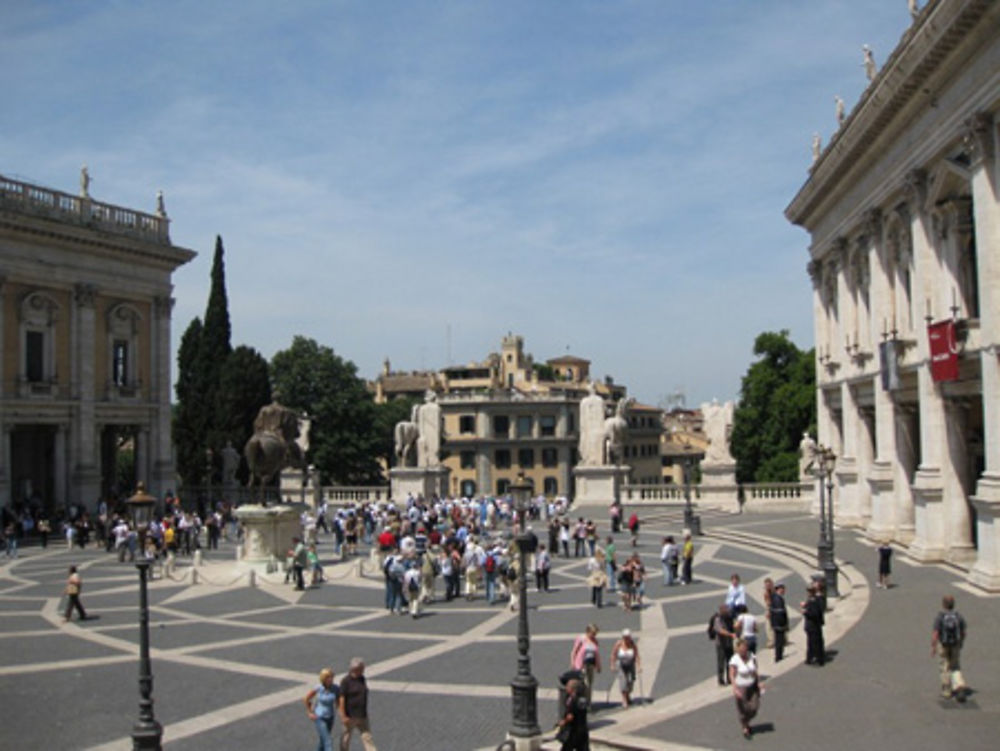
[547,355,590,365]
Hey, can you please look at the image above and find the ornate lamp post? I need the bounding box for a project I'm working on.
[682,444,704,536]
[126,482,163,751]
[507,475,541,748]
[814,446,839,599]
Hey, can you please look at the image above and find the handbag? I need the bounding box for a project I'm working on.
[555,724,570,744]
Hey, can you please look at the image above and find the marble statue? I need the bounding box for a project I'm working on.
[602,397,633,465]
[812,133,822,164]
[578,382,607,467]
[79,164,90,198]
[415,390,443,468]
[156,190,166,217]
[221,440,240,487]
[798,431,817,479]
[909,0,920,20]
[244,399,304,502]
[702,399,735,464]
[394,410,419,467]
[862,45,877,82]
[835,96,845,127]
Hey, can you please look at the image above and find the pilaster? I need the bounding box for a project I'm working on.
[942,399,975,565]
[836,382,860,525]
[72,284,100,506]
[150,296,175,497]
[54,424,67,509]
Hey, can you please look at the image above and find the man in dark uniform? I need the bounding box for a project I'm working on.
[769,583,790,662]
[801,582,825,666]
[557,678,589,751]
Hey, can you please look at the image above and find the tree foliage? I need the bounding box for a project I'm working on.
[215,345,272,484]
[730,330,816,483]
[173,317,207,488]
[270,337,382,485]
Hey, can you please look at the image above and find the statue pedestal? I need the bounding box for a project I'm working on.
[234,504,305,569]
[390,466,450,501]
[701,461,736,486]
[699,462,739,512]
[279,468,319,507]
[572,465,630,507]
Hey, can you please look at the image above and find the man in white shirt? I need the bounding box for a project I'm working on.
[726,574,747,612]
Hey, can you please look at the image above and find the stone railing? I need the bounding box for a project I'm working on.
[0,173,170,243]
[619,480,814,513]
[319,486,391,503]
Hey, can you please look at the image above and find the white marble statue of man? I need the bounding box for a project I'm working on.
[835,96,845,127]
[416,390,442,468]
[578,382,607,466]
[812,133,822,164]
[798,432,817,479]
[80,164,91,198]
[702,399,735,464]
[862,45,877,82]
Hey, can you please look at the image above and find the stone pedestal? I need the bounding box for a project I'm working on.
[234,504,304,568]
[390,466,450,501]
[700,461,736,487]
[279,467,319,507]
[969,475,1000,591]
[572,465,630,506]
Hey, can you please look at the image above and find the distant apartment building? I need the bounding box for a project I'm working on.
[372,333,659,498]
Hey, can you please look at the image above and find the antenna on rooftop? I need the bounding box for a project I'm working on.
[446,323,452,366]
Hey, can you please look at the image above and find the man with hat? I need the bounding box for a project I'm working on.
[769,583,790,662]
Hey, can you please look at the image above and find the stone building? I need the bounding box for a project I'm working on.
[374,334,657,498]
[0,172,195,515]
[785,0,1000,589]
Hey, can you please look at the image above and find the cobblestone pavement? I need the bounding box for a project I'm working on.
[1,508,996,751]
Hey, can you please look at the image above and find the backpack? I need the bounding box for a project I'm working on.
[485,554,497,574]
[939,611,961,646]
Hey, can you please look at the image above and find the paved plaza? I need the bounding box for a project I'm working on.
[1,508,997,751]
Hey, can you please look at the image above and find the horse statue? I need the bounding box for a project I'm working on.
[244,401,305,504]
[394,419,419,467]
[602,397,633,465]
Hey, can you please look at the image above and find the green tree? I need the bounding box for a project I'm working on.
[201,236,234,461]
[730,330,816,483]
[215,345,272,484]
[173,317,207,488]
[270,337,382,485]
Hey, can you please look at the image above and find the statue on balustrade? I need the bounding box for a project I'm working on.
[578,382,607,467]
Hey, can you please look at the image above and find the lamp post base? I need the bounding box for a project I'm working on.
[131,720,163,750]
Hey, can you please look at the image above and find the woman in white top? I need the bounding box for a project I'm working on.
[610,628,641,707]
[735,609,758,653]
[728,638,764,738]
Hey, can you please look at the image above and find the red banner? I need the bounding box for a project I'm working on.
[928,320,959,382]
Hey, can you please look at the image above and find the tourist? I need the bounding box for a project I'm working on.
[769,583,789,661]
[4,519,18,558]
[619,556,634,611]
[559,519,571,557]
[877,540,893,589]
[292,537,308,591]
[403,558,422,618]
[726,574,746,613]
[584,519,598,556]
[605,536,617,593]
[709,603,735,685]
[610,628,641,707]
[729,638,764,739]
[932,594,969,700]
[573,518,586,557]
[308,543,324,586]
[660,536,676,586]
[609,501,621,534]
[801,582,825,666]
[734,606,758,653]
[556,678,589,751]
[586,549,607,608]
[421,546,438,603]
[304,668,339,751]
[547,518,560,556]
[570,624,601,704]
[338,658,377,751]
[628,553,646,609]
[762,578,775,647]
[627,512,640,547]
[681,532,694,585]
[534,543,551,592]
[62,565,87,622]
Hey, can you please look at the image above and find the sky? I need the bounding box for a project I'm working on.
[1,1,919,408]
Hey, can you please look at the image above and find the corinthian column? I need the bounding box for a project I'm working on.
[72,283,100,506]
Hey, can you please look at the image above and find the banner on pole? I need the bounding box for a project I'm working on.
[879,341,900,391]
[927,320,960,382]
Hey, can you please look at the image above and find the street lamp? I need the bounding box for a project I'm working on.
[813,446,839,599]
[126,482,163,751]
[507,475,541,748]
[682,445,703,536]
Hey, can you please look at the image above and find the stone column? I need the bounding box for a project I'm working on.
[477,453,492,498]
[908,171,948,561]
[942,399,974,564]
[835,382,860,525]
[72,284,100,506]
[966,113,1000,590]
[558,446,571,499]
[151,296,175,497]
[893,405,918,544]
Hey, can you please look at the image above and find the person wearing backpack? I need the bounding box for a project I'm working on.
[932,594,968,700]
[534,543,552,592]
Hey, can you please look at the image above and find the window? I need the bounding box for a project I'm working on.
[493,415,510,437]
[568,413,575,433]
[460,479,477,497]
[459,415,475,434]
[497,478,510,495]
[543,477,558,495]
[106,302,141,393]
[517,415,533,438]
[460,451,476,469]
[495,449,511,469]
[540,415,556,437]
[518,448,534,469]
[25,331,45,382]
[541,448,558,468]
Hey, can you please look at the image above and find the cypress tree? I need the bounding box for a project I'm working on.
[173,317,206,488]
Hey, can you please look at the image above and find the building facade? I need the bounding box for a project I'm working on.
[374,333,659,499]
[786,0,1000,589]
[0,173,194,515]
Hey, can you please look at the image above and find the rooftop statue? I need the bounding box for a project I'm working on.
[862,45,877,82]
[835,96,845,127]
[812,133,822,164]
[79,164,90,198]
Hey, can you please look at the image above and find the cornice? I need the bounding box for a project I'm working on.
[786,0,996,230]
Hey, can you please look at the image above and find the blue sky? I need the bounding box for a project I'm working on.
[1,1,916,407]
